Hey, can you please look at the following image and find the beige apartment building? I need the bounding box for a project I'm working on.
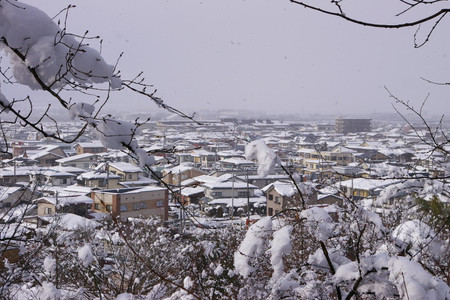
[91,186,168,220]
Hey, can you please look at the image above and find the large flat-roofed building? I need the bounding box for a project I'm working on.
[91,186,168,220]
[335,118,371,134]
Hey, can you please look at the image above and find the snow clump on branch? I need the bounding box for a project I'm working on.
[234,217,272,278]
[93,117,154,167]
[389,256,450,299]
[270,225,293,280]
[78,243,93,268]
[300,207,335,241]
[245,139,279,177]
[0,2,159,168]
[68,102,95,120]
[391,219,441,258]
[68,103,155,168]
[0,1,121,90]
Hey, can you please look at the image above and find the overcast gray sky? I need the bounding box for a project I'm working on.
[19,0,450,117]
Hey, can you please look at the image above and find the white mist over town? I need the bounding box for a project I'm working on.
[0,1,449,300]
[11,0,450,118]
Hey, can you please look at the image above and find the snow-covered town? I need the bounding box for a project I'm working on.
[1,1,449,299]
[1,115,449,299]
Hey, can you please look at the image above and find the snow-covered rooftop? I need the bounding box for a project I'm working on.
[203,181,258,190]
[109,162,142,173]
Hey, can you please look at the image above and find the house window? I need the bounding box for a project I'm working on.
[94,203,100,210]
[238,191,248,197]
[268,207,273,216]
[133,203,141,210]
[157,200,163,207]
[275,196,280,204]
[98,180,106,187]
[140,202,147,209]
[106,205,112,212]
[211,191,222,197]
[268,194,273,201]
[120,205,128,212]
[44,207,52,214]
[128,174,133,180]
[4,202,11,208]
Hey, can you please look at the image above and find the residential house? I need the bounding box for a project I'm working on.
[179,186,205,206]
[0,166,35,186]
[263,181,317,216]
[205,143,232,153]
[190,149,218,169]
[180,173,231,188]
[36,194,93,217]
[50,165,86,177]
[30,169,77,187]
[237,174,290,189]
[203,180,265,216]
[218,158,256,171]
[23,145,67,167]
[2,157,38,167]
[316,194,344,207]
[338,178,399,201]
[332,166,365,181]
[56,153,99,170]
[108,162,142,182]
[91,186,168,220]
[216,149,245,161]
[106,162,157,188]
[302,159,336,181]
[77,171,121,189]
[176,153,195,165]
[297,147,355,167]
[162,164,207,186]
[0,186,40,209]
[11,142,39,157]
[355,150,390,164]
[316,185,345,207]
[203,181,258,200]
[75,142,107,155]
[326,146,357,166]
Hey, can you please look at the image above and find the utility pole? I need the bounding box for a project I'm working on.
[231,170,235,220]
[55,191,59,214]
[246,168,250,223]
[13,159,16,185]
[178,171,183,233]
[105,161,109,190]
